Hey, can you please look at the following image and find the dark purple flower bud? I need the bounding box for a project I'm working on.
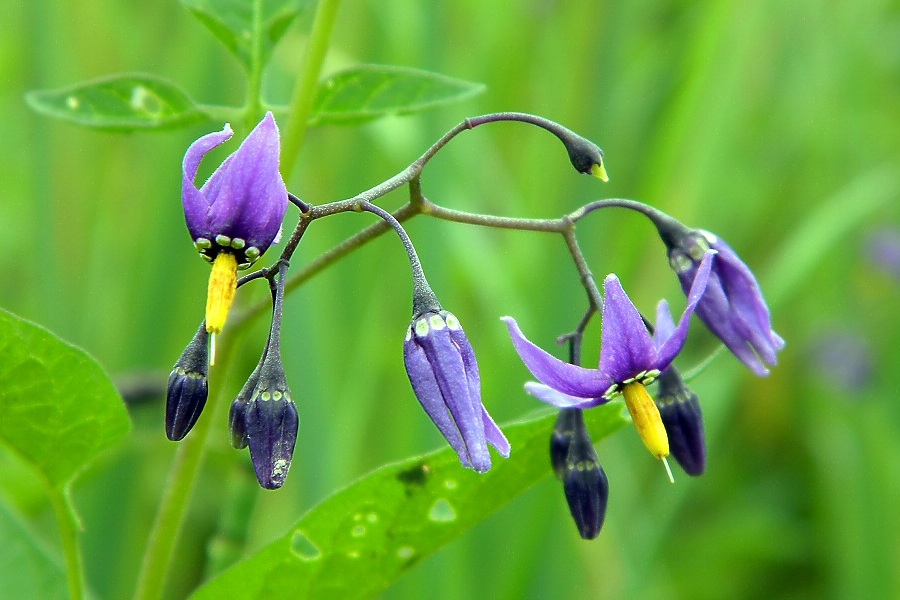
[655,368,706,476]
[182,111,289,269]
[229,365,261,450]
[166,324,209,441]
[664,229,784,376]
[404,310,510,473]
[550,408,583,479]
[560,413,609,539]
[243,357,298,490]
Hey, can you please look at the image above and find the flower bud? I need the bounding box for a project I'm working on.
[243,356,298,490]
[655,368,706,476]
[165,324,209,441]
[561,415,609,539]
[550,408,583,479]
[404,310,509,473]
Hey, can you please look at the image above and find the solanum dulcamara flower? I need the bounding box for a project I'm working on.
[503,251,714,477]
[182,111,288,360]
[662,228,784,376]
[404,309,510,472]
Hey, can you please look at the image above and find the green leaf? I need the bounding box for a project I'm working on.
[0,498,68,600]
[0,309,131,489]
[192,404,626,599]
[181,0,305,71]
[309,65,486,126]
[25,74,204,131]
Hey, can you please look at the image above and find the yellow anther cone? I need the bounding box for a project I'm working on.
[590,162,609,182]
[622,382,673,481]
[206,252,238,335]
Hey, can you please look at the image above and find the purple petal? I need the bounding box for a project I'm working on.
[203,112,289,251]
[502,316,609,398]
[182,123,234,240]
[481,407,511,458]
[655,250,715,368]
[598,275,656,382]
[653,299,676,350]
[524,382,603,409]
[403,338,473,469]
[245,397,299,490]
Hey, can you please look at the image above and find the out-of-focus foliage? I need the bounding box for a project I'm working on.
[2,1,899,599]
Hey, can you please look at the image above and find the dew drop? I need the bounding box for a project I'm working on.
[444,479,457,490]
[351,525,366,537]
[290,530,321,561]
[366,512,379,523]
[397,546,415,560]
[428,498,457,523]
[66,95,79,110]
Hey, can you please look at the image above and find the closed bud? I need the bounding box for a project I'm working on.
[244,355,298,490]
[166,324,209,441]
[655,368,707,476]
[229,366,260,450]
[550,408,583,479]
[561,416,609,540]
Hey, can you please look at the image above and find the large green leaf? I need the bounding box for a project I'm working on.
[181,0,305,71]
[192,404,626,599]
[0,499,68,600]
[25,74,204,131]
[309,65,486,126]
[0,309,131,489]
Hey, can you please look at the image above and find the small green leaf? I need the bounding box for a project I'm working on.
[181,0,306,71]
[192,404,626,599]
[0,498,68,600]
[0,309,131,489]
[309,65,486,126]
[25,74,204,131]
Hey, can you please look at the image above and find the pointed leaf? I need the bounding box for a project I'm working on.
[309,65,486,126]
[0,309,131,488]
[25,74,204,131]
[191,404,626,599]
[181,0,306,71]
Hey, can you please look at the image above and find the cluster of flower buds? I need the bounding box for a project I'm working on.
[167,113,297,490]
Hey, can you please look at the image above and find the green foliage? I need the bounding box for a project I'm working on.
[24,75,204,132]
[193,405,626,599]
[180,0,306,72]
[0,309,130,489]
[0,499,68,600]
[308,66,486,126]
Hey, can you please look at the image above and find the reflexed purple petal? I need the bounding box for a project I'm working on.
[503,316,609,397]
[403,335,473,469]
[598,276,656,382]
[524,382,602,409]
[204,112,288,251]
[655,250,714,368]
[480,407,511,458]
[182,123,233,240]
[653,299,676,351]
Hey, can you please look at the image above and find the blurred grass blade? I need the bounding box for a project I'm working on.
[25,74,205,131]
[0,498,68,600]
[181,0,305,71]
[191,404,626,599]
[0,309,131,489]
[309,65,486,126]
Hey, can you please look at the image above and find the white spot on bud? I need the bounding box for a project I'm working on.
[444,313,461,330]
[428,314,447,331]
[415,318,430,337]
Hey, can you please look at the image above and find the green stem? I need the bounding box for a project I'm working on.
[281,0,342,173]
[49,486,84,600]
[134,335,240,600]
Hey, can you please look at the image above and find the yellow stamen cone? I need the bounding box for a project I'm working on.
[206,252,238,336]
[590,162,609,182]
[622,382,672,481]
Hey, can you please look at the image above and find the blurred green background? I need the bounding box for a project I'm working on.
[2,0,900,598]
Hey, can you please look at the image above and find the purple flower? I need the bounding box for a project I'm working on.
[182,112,289,339]
[666,230,784,376]
[504,252,713,467]
[404,310,510,473]
[182,111,288,269]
